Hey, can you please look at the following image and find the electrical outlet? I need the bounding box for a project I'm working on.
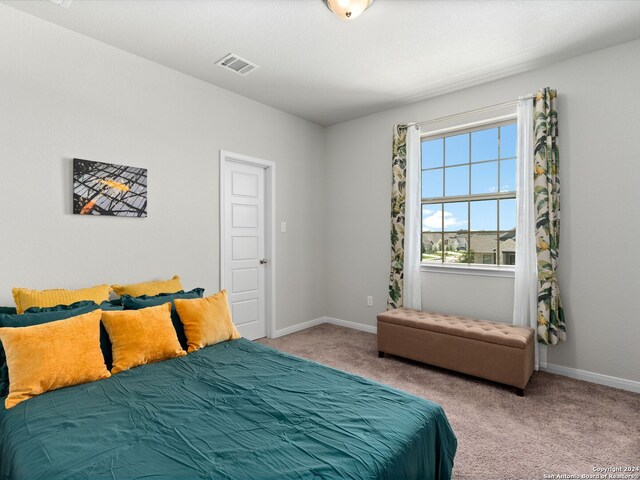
[280,221,287,233]
[367,296,374,307]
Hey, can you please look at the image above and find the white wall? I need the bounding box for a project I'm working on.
[325,39,640,383]
[0,5,327,331]
[421,272,515,323]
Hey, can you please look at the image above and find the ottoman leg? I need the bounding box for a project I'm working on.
[516,388,525,397]
[378,351,385,358]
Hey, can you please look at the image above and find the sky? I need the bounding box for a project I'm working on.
[422,124,517,232]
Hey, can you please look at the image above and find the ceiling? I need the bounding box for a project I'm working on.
[4,0,640,126]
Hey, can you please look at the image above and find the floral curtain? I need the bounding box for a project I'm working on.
[388,125,407,309]
[534,88,566,344]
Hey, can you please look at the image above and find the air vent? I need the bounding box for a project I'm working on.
[216,53,259,76]
[49,0,72,7]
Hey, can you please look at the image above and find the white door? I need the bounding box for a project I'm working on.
[223,161,267,339]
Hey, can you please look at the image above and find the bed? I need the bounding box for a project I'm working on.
[0,338,457,479]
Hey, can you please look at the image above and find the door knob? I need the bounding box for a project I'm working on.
[259,258,268,264]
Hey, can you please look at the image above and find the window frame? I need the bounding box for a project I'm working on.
[420,114,517,277]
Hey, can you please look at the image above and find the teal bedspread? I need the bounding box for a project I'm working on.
[0,339,457,479]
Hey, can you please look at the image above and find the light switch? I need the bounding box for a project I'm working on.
[280,221,287,233]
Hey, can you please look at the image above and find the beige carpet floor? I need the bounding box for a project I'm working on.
[258,323,640,480]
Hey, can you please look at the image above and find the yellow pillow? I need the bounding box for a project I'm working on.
[12,284,111,314]
[0,310,110,409]
[101,303,186,374]
[174,289,241,353]
[111,275,183,298]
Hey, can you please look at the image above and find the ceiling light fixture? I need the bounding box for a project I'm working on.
[323,0,374,20]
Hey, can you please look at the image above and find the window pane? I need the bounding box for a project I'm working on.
[499,198,516,231]
[499,230,516,265]
[470,199,497,231]
[471,128,498,162]
[500,124,517,158]
[500,158,516,192]
[444,165,469,196]
[445,133,469,166]
[422,204,443,232]
[422,139,443,169]
[422,232,443,263]
[443,201,468,232]
[444,232,469,263]
[471,161,498,194]
[469,232,497,265]
[422,169,443,198]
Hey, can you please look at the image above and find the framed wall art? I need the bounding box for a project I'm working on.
[72,158,147,217]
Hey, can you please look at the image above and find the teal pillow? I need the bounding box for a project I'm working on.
[99,300,125,311]
[121,289,204,349]
[0,307,17,315]
[107,298,123,307]
[8,300,98,320]
[0,301,102,396]
[22,301,122,313]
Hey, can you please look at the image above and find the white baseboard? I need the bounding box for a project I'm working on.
[321,316,378,334]
[272,316,377,338]
[273,317,640,394]
[542,363,640,394]
[272,318,324,338]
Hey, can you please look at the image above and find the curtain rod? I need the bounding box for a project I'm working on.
[407,94,535,129]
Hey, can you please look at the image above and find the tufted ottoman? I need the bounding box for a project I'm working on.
[377,308,535,395]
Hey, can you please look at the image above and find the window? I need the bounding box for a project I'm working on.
[421,119,516,267]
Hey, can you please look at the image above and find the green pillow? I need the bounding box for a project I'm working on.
[121,289,204,349]
[0,307,17,315]
[0,301,102,396]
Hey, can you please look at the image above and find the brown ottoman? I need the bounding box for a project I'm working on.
[377,308,535,395]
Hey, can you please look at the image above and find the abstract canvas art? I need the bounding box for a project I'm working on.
[73,158,147,217]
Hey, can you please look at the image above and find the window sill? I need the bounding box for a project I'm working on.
[420,263,515,278]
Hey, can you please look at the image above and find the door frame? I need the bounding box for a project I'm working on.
[219,150,276,339]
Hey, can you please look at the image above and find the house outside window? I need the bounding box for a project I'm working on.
[421,118,517,267]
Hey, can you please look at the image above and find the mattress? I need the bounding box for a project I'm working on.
[0,338,457,479]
